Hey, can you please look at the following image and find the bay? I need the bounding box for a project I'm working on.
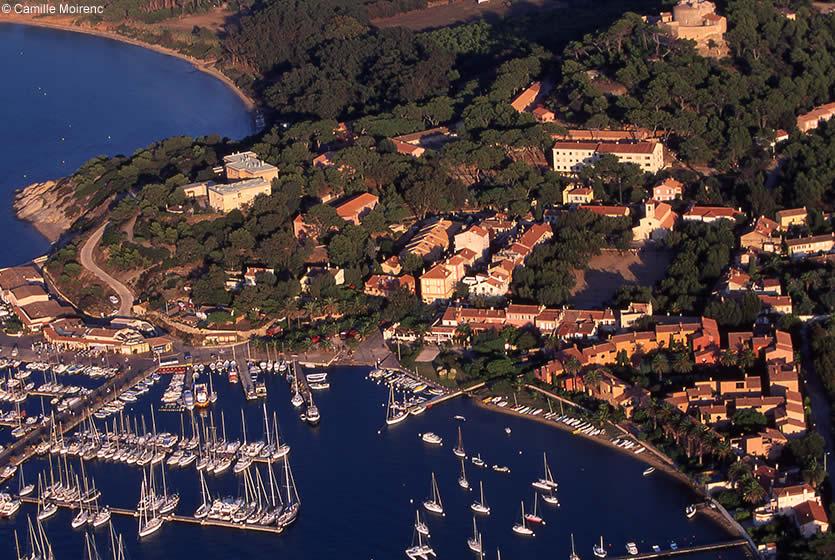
[0,23,252,267]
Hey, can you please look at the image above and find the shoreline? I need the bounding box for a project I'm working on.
[0,15,256,110]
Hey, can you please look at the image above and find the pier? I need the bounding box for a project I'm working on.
[18,497,286,534]
[238,361,257,400]
[607,539,749,559]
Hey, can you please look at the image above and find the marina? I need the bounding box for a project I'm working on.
[1,363,749,559]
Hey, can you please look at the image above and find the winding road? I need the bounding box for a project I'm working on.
[79,222,134,317]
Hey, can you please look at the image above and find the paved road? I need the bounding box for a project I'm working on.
[801,323,835,483]
[79,222,134,317]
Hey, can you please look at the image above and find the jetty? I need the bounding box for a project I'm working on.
[19,497,286,534]
[607,539,750,559]
[239,361,257,400]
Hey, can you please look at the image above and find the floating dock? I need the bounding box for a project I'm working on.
[607,539,749,559]
[19,497,286,534]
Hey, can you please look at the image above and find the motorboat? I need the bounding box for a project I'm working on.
[685,504,697,518]
[642,466,655,476]
[421,432,442,445]
[626,542,638,555]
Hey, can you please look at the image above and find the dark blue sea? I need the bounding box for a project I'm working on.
[1,366,748,560]
[0,23,252,267]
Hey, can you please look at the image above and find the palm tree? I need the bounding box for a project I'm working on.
[564,357,582,392]
[741,478,766,505]
[671,352,693,375]
[583,368,606,396]
[728,461,753,487]
[719,349,736,368]
[651,352,669,381]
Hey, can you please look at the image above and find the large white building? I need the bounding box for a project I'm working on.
[552,140,665,174]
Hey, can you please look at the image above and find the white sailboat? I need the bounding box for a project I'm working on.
[593,535,607,558]
[405,521,436,559]
[414,509,430,537]
[457,458,470,490]
[386,384,408,426]
[467,516,483,554]
[470,480,490,515]
[453,426,466,458]
[512,501,534,536]
[18,465,34,497]
[571,533,582,560]
[532,452,558,491]
[422,473,444,515]
[137,479,163,538]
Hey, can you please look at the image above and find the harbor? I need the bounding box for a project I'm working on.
[1,359,749,560]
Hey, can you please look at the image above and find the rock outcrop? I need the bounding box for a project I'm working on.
[13,179,83,243]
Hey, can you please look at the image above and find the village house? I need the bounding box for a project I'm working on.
[795,102,835,133]
[454,225,491,262]
[243,266,275,286]
[389,127,456,158]
[632,200,676,242]
[552,140,665,174]
[652,177,684,201]
[773,484,820,514]
[363,274,416,298]
[579,205,631,219]
[207,179,272,213]
[404,219,454,261]
[741,429,787,461]
[618,301,652,330]
[682,205,742,223]
[793,500,830,537]
[786,233,835,259]
[775,207,807,229]
[223,151,279,183]
[381,255,402,275]
[757,294,793,315]
[740,216,781,252]
[334,192,379,225]
[510,81,555,122]
[562,186,595,205]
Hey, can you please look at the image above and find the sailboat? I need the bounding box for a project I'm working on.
[37,475,58,521]
[570,533,582,560]
[405,520,436,559]
[137,479,163,538]
[593,535,607,558]
[422,473,444,515]
[542,490,560,506]
[467,516,483,554]
[470,480,490,515]
[453,426,466,458]
[512,501,534,536]
[532,452,558,491]
[194,471,211,519]
[524,493,545,525]
[457,458,470,490]
[18,465,34,497]
[71,490,89,529]
[414,510,430,537]
[20,516,54,560]
[386,384,408,426]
